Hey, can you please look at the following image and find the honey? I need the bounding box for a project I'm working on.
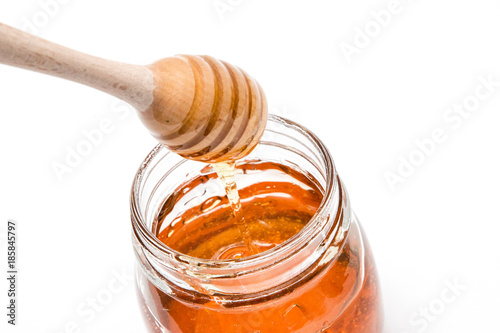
[157,161,321,260]
[137,160,382,332]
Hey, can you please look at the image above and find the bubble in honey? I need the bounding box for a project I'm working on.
[201,196,222,213]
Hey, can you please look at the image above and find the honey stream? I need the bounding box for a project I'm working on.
[211,161,257,256]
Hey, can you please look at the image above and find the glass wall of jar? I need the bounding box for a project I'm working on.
[131,115,383,333]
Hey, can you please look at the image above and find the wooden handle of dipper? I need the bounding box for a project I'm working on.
[0,23,267,162]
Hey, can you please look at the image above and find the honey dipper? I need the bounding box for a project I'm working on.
[0,23,267,162]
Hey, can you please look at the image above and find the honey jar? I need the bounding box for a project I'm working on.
[131,115,383,332]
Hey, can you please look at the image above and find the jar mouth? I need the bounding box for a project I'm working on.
[131,115,338,275]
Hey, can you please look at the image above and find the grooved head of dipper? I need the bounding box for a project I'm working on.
[137,55,268,163]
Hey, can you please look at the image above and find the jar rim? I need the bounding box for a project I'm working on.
[130,115,338,275]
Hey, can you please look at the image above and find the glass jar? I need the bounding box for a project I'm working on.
[131,115,383,332]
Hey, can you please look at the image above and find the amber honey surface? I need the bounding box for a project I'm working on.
[138,161,382,332]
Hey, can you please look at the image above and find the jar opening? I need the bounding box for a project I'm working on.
[131,116,343,284]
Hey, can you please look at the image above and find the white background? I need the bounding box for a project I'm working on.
[1,0,499,332]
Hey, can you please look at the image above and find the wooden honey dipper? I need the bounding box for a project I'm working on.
[0,23,267,163]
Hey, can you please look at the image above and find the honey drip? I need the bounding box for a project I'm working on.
[211,161,257,257]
